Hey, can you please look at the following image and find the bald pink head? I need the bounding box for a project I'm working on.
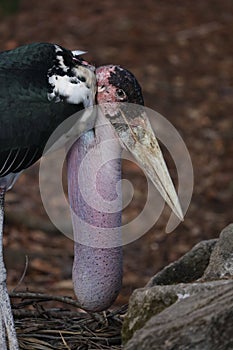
[96,65,144,105]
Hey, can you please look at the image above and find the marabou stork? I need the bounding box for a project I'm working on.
[0,44,182,349]
[0,42,96,350]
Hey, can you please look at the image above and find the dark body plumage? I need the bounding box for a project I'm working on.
[0,43,89,176]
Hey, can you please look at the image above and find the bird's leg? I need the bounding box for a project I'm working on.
[0,317,7,350]
[0,187,19,350]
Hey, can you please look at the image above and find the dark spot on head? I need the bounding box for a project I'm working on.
[108,66,144,105]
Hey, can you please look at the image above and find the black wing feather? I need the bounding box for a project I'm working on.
[0,43,85,176]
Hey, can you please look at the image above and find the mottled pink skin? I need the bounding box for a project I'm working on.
[96,65,119,103]
[67,129,123,311]
[67,66,125,311]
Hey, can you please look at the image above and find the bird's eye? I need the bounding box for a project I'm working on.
[116,88,127,100]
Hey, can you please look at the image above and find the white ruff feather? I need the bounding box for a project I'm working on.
[47,46,96,107]
[48,74,92,106]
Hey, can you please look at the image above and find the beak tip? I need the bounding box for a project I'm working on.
[173,201,184,222]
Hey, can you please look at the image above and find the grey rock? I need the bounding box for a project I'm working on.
[122,280,228,343]
[124,280,233,350]
[202,224,233,280]
[147,239,217,287]
[122,224,233,349]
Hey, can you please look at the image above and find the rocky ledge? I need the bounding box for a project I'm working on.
[122,223,233,350]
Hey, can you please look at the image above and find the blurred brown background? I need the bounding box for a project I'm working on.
[1,0,232,307]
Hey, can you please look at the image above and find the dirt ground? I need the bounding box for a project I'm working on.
[1,0,232,308]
